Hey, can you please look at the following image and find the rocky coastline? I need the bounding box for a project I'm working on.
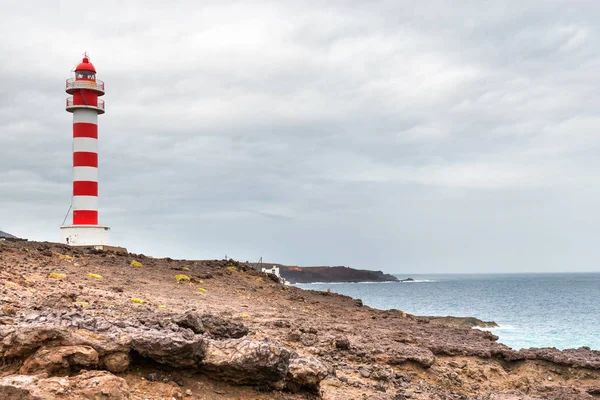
[272,265,399,284]
[1,240,599,399]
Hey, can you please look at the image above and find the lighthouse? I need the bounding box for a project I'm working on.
[60,54,110,247]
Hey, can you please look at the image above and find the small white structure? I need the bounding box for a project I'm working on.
[261,265,290,285]
[60,225,110,248]
[262,265,280,277]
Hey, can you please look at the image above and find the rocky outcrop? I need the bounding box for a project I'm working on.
[0,309,330,393]
[504,346,600,369]
[425,316,499,328]
[0,371,129,400]
[277,265,399,283]
[0,230,17,240]
[130,329,206,368]
[20,345,99,374]
[202,338,291,387]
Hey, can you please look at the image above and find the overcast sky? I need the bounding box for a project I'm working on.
[1,1,600,273]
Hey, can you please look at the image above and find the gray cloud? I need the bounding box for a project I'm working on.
[2,0,600,272]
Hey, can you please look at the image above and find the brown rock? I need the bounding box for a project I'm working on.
[334,337,351,350]
[20,345,99,375]
[72,371,129,399]
[0,371,128,399]
[130,330,206,368]
[202,338,291,387]
[287,355,329,391]
[101,352,130,373]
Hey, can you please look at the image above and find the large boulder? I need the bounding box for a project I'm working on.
[202,338,291,387]
[130,330,206,368]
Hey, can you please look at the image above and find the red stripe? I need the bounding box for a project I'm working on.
[73,123,98,138]
[73,181,98,196]
[73,210,98,225]
[74,152,98,167]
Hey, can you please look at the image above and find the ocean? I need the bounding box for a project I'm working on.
[294,273,600,351]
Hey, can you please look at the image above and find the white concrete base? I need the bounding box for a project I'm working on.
[60,225,110,247]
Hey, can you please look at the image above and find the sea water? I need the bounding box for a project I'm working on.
[294,273,600,350]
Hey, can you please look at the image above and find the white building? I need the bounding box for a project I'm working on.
[261,265,280,277]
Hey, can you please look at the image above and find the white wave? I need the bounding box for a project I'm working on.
[475,324,520,332]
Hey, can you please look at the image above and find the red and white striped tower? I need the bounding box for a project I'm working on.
[60,54,110,247]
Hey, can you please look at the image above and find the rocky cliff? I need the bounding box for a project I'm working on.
[273,265,399,283]
[0,230,17,239]
[0,240,599,400]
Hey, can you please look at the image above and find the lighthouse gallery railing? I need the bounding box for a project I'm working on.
[66,78,105,92]
[66,97,105,111]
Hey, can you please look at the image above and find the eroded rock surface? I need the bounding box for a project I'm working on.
[0,371,129,400]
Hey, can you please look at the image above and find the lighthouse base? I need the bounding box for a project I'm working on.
[60,225,110,248]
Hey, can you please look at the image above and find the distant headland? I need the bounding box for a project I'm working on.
[249,263,400,283]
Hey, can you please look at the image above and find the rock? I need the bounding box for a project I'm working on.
[358,367,371,378]
[507,347,600,370]
[426,316,499,328]
[71,371,130,399]
[20,345,99,374]
[287,355,329,392]
[101,352,130,373]
[130,330,206,368]
[377,343,436,368]
[173,311,204,334]
[371,365,393,382]
[0,371,129,399]
[202,338,291,388]
[0,326,65,358]
[200,314,249,339]
[334,337,351,350]
[171,311,248,338]
[273,320,291,328]
[0,375,47,400]
[300,333,318,346]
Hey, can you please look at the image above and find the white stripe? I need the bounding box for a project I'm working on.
[73,166,98,182]
[72,109,98,124]
[73,138,98,153]
[72,196,98,211]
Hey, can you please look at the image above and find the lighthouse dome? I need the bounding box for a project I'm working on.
[75,57,96,73]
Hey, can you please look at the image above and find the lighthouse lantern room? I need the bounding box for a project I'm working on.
[60,54,110,247]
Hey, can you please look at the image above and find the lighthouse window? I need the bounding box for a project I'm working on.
[76,71,95,80]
